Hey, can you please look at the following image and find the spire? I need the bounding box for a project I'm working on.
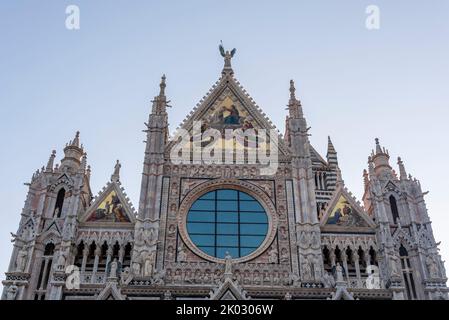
[151,75,169,115]
[326,136,338,168]
[397,157,408,180]
[371,138,391,174]
[71,131,80,147]
[287,80,303,118]
[111,160,121,182]
[61,131,84,171]
[45,150,56,172]
[219,41,236,76]
[336,166,344,187]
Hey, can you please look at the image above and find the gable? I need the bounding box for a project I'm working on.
[220,290,237,300]
[320,186,376,230]
[325,195,368,227]
[81,182,136,224]
[167,75,290,158]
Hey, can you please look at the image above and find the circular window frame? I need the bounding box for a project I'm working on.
[178,179,278,264]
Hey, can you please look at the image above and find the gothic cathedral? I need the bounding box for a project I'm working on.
[2,50,448,300]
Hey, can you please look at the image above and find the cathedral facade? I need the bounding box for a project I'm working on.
[2,50,448,300]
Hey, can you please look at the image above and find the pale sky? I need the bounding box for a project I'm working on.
[1,1,448,290]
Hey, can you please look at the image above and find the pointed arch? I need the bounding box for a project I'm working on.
[389,195,399,224]
[54,188,66,218]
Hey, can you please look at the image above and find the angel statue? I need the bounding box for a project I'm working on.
[219,41,236,72]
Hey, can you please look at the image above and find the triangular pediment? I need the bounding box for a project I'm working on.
[167,75,290,158]
[320,186,375,230]
[209,278,248,300]
[81,181,136,224]
[96,282,125,300]
[44,220,62,234]
[383,180,401,194]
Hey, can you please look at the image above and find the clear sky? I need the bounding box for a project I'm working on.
[1,1,448,290]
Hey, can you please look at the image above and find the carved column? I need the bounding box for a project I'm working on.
[104,245,113,278]
[91,246,101,284]
[39,258,51,291]
[118,246,125,264]
[341,250,350,285]
[81,246,89,274]
[353,252,362,287]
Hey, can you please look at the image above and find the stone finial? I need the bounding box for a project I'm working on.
[367,157,375,175]
[81,152,87,172]
[375,138,382,154]
[363,169,369,189]
[336,166,344,187]
[397,157,408,180]
[86,165,91,181]
[45,150,56,172]
[327,136,338,168]
[111,160,121,182]
[71,131,80,147]
[287,80,303,118]
[151,75,169,115]
[289,79,296,101]
[159,74,166,97]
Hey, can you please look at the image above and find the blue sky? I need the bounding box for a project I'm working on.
[0,1,448,289]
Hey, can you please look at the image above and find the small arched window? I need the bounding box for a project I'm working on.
[389,195,399,224]
[35,243,55,299]
[54,189,66,218]
[43,243,55,256]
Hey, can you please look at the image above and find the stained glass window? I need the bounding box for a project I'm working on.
[186,189,268,259]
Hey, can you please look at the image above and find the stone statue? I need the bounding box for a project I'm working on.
[144,251,155,277]
[284,292,292,300]
[390,255,400,277]
[120,267,133,285]
[6,284,18,300]
[322,271,336,288]
[109,258,118,278]
[147,228,157,246]
[313,256,322,280]
[56,251,66,270]
[301,259,312,281]
[268,247,278,264]
[224,251,233,276]
[15,246,28,272]
[152,269,166,285]
[280,248,289,263]
[288,272,301,287]
[219,41,236,71]
[427,256,439,278]
[114,160,121,176]
[163,290,172,300]
[111,160,121,181]
[177,244,187,262]
[132,262,141,276]
[335,263,344,283]
[311,231,320,248]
